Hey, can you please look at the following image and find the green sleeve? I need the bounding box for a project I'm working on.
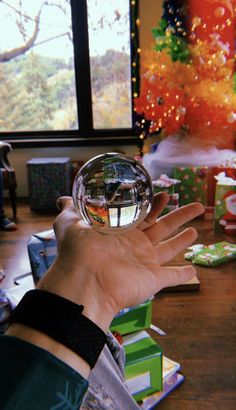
[0,335,89,410]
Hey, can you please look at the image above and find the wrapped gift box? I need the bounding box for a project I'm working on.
[207,166,236,206]
[27,229,57,283]
[214,183,236,234]
[0,288,12,334]
[152,175,180,195]
[26,157,71,211]
[185,241,236,266]
[110,299,153,336]
[123,330,162,402]
[152,175,180,215]
[173,166,208,206]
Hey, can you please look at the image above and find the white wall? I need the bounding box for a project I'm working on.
[9,144,137,197]
[140,0,162,54]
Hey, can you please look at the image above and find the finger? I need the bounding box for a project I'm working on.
[145,202,204,244]
[56,196,82,222]
[155,265,196,292]
[145,192,169,224]
[156,227,198,265]
[139,192,169,230]
[53,196,80,242]
[56,196,75,212]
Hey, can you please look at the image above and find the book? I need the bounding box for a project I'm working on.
[138,355,182,409]
[139,372,184,409]
[162,355,181,381]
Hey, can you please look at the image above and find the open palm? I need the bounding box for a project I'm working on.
[40,193,204,324]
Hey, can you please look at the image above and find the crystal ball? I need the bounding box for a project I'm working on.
[72,153,153,232]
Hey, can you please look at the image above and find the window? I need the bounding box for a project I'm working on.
[0,0,139,146]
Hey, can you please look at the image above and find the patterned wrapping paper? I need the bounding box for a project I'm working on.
[185,242,236,266]
[27,229,57,283]
[26,157,71,211]
[207,166,236,206]
[173,166,208,206]
[152,175,180,214]
[214,183,236,235]
[0,289,12,333]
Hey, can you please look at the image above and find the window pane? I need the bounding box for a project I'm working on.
[0,0,78,132]
[109,208,119,227]
[87,0,132,129]
[120,205,137,226]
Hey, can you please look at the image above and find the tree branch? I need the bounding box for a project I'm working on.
[0,1,69,63]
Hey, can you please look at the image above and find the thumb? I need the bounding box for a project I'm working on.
[53,196,80,243]
[56,196,75,212]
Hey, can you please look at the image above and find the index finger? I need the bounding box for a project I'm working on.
[139,192,169,231]
[145,202,204,245]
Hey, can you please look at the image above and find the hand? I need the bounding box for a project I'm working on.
[38,193,204,332]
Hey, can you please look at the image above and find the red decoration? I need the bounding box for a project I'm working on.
[135,0,236,149]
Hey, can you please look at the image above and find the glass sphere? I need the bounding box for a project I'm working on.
[72,153,153,232]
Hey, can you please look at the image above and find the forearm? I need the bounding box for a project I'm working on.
[6,261,116,381]
[0,334,88,410]
[7,323,91,379]
[3,274,113,410]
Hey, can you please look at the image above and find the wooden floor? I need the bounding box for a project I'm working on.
[0,200,236,409]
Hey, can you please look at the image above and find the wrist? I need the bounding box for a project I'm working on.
[37,262,117,333]
[9,289,107,370]
[7,324,91,379]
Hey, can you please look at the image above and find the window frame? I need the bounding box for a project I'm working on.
[0,0,140,148]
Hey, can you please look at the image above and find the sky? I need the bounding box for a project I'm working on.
[0,0,130,60]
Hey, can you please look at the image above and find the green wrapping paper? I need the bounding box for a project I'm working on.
[110,299,152,336]
[123,330,163,402]
[185,241,236,266]
[173,166,208,206]
[152,175,180,215]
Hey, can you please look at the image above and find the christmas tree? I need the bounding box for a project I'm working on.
[134,0,236,150]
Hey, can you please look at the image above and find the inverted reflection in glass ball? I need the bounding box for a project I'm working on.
[72,153,153,232]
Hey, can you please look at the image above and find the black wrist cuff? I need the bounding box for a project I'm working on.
[10,289,106,369]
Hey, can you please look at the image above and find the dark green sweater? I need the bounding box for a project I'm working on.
[0,335,88,410]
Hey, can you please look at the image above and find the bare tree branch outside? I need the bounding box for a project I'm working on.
[0,0,132,133]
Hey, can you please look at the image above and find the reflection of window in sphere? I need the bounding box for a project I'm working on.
[72,153,153,232]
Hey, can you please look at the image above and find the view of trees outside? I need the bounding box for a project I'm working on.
[87,0,132,128]
[0,0,78,132]
[0,0,132,133]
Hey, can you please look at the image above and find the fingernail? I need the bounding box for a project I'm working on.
[56,197,62,210]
